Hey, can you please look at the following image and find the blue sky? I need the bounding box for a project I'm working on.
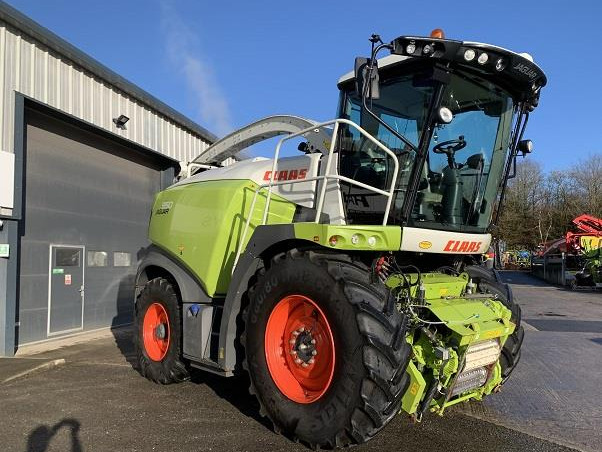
[5,0,601,171]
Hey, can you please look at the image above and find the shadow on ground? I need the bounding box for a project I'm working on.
[110,326,270,431]
[110,326,138,369]
[189,370,272,430]
[27,418,83,452]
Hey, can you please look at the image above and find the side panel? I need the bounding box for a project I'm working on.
[136,246,212,305]
[294,223,401,251]
[400,227,491,254]
[177,154,321,209]
[149,180,296,296]
[401,361,427,414]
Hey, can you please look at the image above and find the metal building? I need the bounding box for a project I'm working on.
[0,2,216,356]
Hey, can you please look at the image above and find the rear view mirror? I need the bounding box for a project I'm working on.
[354,57,380,100]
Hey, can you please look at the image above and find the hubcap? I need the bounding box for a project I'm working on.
[155,323,167,340]
[264,294,335,404]
[142,303,170,361]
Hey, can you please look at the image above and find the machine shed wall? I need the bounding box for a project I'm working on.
[0,19,211,169]
[0,1,217,354]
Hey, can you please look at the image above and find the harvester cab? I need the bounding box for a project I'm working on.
[135,30,546,448]
[336,31,544,236]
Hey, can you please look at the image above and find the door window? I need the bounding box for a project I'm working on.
[55,248,81,267]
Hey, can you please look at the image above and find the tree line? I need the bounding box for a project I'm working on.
[495,154,602,250]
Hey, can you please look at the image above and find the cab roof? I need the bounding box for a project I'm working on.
[338,35,547,105]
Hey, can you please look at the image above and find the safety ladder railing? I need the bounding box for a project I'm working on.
[232,118,399,271]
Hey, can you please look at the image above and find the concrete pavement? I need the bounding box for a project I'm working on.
[1,329,575,452]
[458,270,602,452]
[1,270,599,451]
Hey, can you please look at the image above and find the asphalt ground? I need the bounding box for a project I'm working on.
[0,270,599,452]
[457,271,602,452]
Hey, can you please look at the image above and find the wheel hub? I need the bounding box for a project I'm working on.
[290,328,317,367]
[264,294,336,404]
[155,323,167,340]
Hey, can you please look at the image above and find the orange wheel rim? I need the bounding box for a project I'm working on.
[143,302,170,361]
[265,294,335,404]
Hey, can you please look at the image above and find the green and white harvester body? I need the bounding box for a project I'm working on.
[134,31,546,447]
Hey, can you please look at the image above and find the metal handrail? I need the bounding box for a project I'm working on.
[232,118,399,271]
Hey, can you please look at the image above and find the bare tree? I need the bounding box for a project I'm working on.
[498,153,602,250]
[569,154,602,218]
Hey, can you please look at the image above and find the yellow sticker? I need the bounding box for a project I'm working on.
[483,329,502,339]
[419,241,432,249]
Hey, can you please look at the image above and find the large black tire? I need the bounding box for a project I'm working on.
[465,266,524,381]
[464,264,500,284]
[134,277,189,384]
[242,249,411,448]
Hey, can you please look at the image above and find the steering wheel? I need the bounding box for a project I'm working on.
[432,136,467,169]
[432,136,467,155]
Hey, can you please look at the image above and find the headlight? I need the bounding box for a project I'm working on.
[463,49,476,61]
[477,52,489,65]
[438,107,453,124]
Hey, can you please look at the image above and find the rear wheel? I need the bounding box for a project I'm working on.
[135,277,189,384]
[243,249,410,448]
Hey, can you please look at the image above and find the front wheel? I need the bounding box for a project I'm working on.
[243,249,410,448]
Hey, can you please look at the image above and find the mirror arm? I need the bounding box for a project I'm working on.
[361,42,418,153]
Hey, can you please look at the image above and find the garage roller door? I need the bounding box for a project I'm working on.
[18,108,170,344]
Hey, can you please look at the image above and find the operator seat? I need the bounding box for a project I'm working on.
[439,152,485,225]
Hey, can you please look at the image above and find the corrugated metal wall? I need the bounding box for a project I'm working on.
[0,20,210,164]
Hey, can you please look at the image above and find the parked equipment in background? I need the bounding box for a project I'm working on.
[566,215,602,290]
[133,30,545,447]
[503,250,531,269]
[482,246,495,269]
